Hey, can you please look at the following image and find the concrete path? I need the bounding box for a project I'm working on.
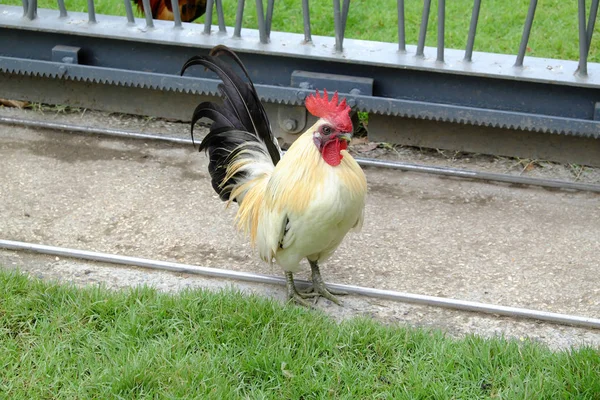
[1,108,599,350]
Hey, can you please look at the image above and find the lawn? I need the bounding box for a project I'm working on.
[4,0,600,62]
[0,270,598,398]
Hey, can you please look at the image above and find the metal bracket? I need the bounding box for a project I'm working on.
[51,45,81,64]
[291,70,374,107]
[277,105,307,135]
[594,102,600,121]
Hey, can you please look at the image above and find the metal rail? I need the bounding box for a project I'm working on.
[2,115,599,193]
[3,1,600,166]
[1,239,599,330]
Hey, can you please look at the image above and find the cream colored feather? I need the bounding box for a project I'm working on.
[229,120,367,273]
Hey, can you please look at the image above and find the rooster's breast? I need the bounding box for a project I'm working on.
[275,155,366,272]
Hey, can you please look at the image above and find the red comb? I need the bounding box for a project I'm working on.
[305,89,353,133]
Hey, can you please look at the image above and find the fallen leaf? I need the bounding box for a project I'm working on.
[356,143,379,153]
[524,162,535,172]
[281,361,294,378]
[0,99,29,108]
[350,136,369,146]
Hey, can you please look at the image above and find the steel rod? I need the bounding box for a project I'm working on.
[515,0,538,67]
[216,0,226,33]
[141,0,154,28]
[2,115,599,194]
[234,0,245,37]
[255,0,269,43]
[203,0,214,34]
[302,0,312,42]
[26,0,37,20]
[86,0,96,23]
[21,0,28,17]
[578,0,589,76]
[265,0,274,38]
[333,0,343,52]
[586,0,599,55]
[464,0,481,62]
[437,0,445,62]
[123,0,135,24]
[57,0,67,18]
[2,239,599,330]
[341,0,350,41]
[0,116,192,144]
[397,0,405,52]
[170,0,182,28]
[416,0,431,57]
[356,158,600,193]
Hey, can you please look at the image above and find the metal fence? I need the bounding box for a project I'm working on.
[2,0,600,163]
[15,0,600,72]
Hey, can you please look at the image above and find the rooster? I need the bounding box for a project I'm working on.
[132,0,206,22]
[181,46,367,306]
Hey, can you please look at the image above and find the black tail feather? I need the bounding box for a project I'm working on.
[190,101,245,143]
[200,127,257,200]
[209,46,273,145]
[181,46,281,202]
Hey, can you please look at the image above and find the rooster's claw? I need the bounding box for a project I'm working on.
[285,271,316,308]
[302,284,346,306]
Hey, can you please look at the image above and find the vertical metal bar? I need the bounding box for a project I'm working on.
[514,0,538,67]
[234,0,245,38]
[341,0,350,38]
[26,0,37,19]
[302,0,312,42]
[57,0,67,18]
[437,0,445,62]
[586,0,599,54]
[397,0,405,52]
[216,0,226,33]
[141,0,154,27]
[87,0,96,23]
[578,0,588,76]
[265,0,274,37]
[256,0,269,43]
[464,0,482,61]
[22,0,28,17]
[170,0,182,28]
[416,0,431,57]
[203,0,214,34]
[333,0,343,52]
[124,0,135,24]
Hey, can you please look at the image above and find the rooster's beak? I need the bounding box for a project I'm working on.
[338,133,352,142]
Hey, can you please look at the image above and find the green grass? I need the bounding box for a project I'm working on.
[3,0,600,62]
[0,270,598,398]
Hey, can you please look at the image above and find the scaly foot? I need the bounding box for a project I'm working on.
[305,259,347,306]
[285,271,316,308]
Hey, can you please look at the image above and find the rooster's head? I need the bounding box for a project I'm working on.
[305,89,353,167]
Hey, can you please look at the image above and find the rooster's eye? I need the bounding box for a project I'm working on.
[322,126,332,135]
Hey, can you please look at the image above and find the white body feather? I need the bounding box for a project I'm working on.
[233,121,367,273]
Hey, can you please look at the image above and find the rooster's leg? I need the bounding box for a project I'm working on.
[285,271,315,308]
[304,259,348,306]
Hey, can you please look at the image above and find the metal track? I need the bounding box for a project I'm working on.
[1,239,599,330]
[3,55,599,139]
[2,6,600,139]
[2,115,599,193]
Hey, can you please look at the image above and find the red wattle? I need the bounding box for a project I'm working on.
[322,138,343,166]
